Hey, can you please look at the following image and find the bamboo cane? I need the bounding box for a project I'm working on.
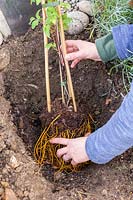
[57,5,77,112]
[41,0,51,113]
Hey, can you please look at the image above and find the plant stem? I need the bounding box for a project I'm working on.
[56,24,66,104]
[57,5,77,112]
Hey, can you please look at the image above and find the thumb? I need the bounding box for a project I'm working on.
[65,51,82,61]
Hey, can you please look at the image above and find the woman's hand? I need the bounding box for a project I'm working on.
[65,40,101,68]
[50,137,89,166]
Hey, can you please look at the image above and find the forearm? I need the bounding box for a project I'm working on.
[95,33,117,62]
[86,81,133,164]
[95,24,133,62]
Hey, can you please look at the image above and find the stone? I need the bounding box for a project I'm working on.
[54,172,65,181]
[23,190,29,197]
[15,166,23,173]
[9,155,20,169]
[77,1,93,16]
[0,140,6,152]
[94,110,100,115]
[101,189,108,196]
[4,188,18,200]
[67,11,89,35]
[130,164,133,169]
[16,189,23,198]
[2,168,8,175]
[0,32,3,45]
[0,48,10,72]
[0,10,11,38]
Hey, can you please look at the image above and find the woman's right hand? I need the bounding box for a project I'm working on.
[65,40,102,68]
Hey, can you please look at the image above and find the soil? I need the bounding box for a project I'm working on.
[0,27,132,200]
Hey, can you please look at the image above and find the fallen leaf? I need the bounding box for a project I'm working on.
[1,182,9,188]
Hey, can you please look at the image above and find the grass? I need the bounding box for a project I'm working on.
[109,56,133,92]
[92,0,133,91]
[93,0,133,36]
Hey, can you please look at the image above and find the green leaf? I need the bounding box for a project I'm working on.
[60,2,71,10]
[35,9,41,19]
[50,15,57,24]
[43,25,50,38]
[47,7,57,15]
[31,19,39,29]
[46,7,58,25]
[29,17,35,25]
[45,42,56,49]
[62,14,72,30]
[36,0,41,5]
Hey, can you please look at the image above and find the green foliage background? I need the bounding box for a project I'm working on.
[93,0,133,36]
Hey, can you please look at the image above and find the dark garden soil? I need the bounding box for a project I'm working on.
[1,27,133,200]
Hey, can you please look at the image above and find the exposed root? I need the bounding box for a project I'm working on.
[34,114,91,172]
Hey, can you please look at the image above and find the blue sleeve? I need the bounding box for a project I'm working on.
[112,24,133,60]
[85,81,133,164]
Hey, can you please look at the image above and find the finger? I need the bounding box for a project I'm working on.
[57,147,68,158]
[71,159,77,166]
[65,51,82,61]
[63,154,71,162]
[71,58,81,68]
[50,137,69,145]
[66,47,78,53]
[65,40,79,48]
[60,41,75,54]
